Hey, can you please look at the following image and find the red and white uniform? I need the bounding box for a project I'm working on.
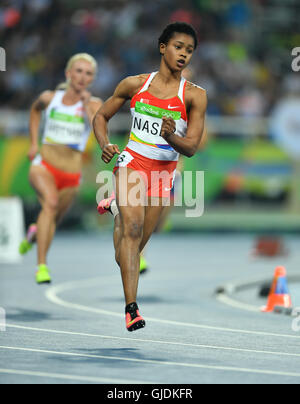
[31,90,91,190]
[114,72,188,197]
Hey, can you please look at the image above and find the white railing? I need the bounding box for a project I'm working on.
[0,109,270,137]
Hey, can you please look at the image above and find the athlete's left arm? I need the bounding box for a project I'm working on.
[161,87,207,157]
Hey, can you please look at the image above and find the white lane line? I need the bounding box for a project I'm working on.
[0,368,149,384]
[217,293,260,312]
[1,345,300,379]
[5,323,300,359]
[45,279,300,340]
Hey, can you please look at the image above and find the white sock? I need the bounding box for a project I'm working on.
[110,199,119,218]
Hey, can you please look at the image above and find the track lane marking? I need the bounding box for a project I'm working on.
[45,278,300,340]
[0,368,149,384]
[1,345,300,379]
[4,323,300,358]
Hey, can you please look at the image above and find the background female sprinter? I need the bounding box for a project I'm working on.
[19,53,102,284]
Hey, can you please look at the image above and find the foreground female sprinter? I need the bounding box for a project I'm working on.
[19,53,102,284]
[93,22,207,331]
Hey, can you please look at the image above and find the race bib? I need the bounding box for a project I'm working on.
[44,110,85,145]
[116,151,134,167]
[131,102,181,146]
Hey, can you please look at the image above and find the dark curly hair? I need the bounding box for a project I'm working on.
[158,22,198,52]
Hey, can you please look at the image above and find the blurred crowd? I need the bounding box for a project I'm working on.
[0,0,299,116]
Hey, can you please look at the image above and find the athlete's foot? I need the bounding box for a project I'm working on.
[97,192,116,215]
[36,264,51,284]
[125,302,146,332]
[139,255,149,275]
[19,224,37,255]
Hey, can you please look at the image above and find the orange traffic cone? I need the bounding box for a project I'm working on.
[261,266,292,312]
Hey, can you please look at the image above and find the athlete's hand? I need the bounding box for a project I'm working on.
[101,143,120,164]
[81,90,92,107]
[161,116,176,140]
[28,144,39,161]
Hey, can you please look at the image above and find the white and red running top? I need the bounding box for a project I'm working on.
[127,72,189,162]
[42,90,91,153]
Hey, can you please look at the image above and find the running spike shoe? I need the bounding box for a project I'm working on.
[97,192,116,215]
[139,255,149,275]
[125,302,146,332]
[19,224,37,255]
[36,264,51,284]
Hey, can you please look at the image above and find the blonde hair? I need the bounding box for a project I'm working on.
[56,53,98,90]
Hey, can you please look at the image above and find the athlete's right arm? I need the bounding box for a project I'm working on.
[93,75,145,164]
[28,90,54,161]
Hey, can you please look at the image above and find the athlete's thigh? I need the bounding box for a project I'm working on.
[139,197,168,251]
[29,165,58,204]
[56,186,79,223]
[115,167,146,228]
[115,167,147,207]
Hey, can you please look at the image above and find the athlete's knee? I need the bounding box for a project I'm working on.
[44,195,59,213]
[123,221,143,240]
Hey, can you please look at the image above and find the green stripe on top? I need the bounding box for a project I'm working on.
[135,102,181,120]
[50,109,85,124]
